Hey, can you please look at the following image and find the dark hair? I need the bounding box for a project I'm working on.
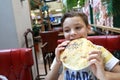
[61,11,89,26]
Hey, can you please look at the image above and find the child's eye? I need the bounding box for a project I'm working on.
[64,29,70,33]
[75,26,82,30]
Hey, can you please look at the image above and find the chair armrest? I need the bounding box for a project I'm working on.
[41,42,48,48]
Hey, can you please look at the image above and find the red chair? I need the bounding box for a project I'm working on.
[0,48,34,80]
[87,35,120,53]
[40,31,58,75]
[57,35,120,53]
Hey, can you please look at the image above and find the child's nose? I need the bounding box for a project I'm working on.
[70,30,77,36]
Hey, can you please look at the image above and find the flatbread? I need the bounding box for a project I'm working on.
[60,38,98,70]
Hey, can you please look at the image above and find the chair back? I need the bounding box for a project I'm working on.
[0,48,33,80]
[40,31,58,53]
[39,31,59,74]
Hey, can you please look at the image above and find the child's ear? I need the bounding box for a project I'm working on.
[87,25,91,34]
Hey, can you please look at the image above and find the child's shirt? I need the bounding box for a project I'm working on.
[64,67,97,80]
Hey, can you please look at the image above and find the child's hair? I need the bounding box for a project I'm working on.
[61,11,89,26]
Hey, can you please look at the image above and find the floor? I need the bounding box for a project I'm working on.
[36,46,63,80]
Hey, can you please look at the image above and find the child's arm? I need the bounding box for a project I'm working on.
[105,63,120,80]
[45,40,70,80]
[45,58,62,80]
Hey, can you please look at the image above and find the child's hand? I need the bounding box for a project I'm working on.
[55,40,70,63]
[88,51,106,80]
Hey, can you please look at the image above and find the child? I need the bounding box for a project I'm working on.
[45,11,120,80]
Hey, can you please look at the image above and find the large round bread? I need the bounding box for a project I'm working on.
[60,38,98,70]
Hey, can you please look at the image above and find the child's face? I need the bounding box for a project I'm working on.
[63,16,90,40]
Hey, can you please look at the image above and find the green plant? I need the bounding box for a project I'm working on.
[30,0,39,10]
[32,24,41,43]
[32,24,41,37]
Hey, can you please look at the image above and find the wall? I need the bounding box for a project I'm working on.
[12,0,32,48]
[0,0,33,49]
[0,0,18,49]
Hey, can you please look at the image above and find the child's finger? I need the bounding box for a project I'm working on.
[57,40,70,47]
[88,51,102,62]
